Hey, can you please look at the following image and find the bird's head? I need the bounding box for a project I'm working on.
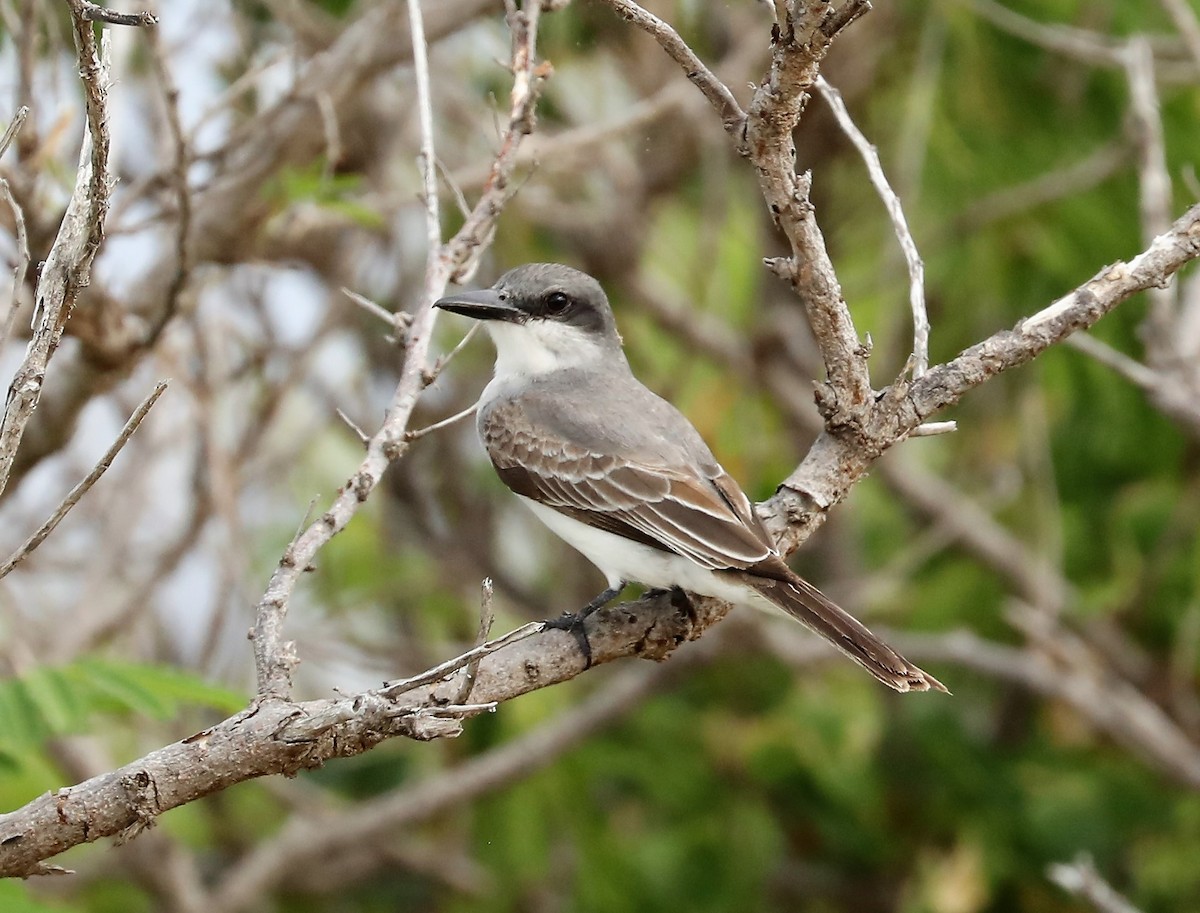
[434,263,624,379]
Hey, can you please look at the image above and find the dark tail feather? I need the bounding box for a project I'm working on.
[736,571,948,694]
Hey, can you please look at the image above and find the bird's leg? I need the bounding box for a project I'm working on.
[544,581,626,668]
[580,581,626,618]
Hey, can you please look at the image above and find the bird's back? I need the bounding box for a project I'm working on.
[480,365,722,473]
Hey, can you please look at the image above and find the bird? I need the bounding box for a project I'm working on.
[434,263,946,693]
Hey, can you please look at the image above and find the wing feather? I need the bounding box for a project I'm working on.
[482,400,775,570]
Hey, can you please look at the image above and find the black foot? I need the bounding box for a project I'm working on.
[545,611,593,667]
[544,581,626,669]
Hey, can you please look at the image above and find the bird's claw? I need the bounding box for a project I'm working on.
[544,611,594,668]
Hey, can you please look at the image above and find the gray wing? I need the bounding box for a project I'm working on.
[480,395,776,570]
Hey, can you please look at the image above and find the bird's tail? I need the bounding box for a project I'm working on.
[735,571,948,694]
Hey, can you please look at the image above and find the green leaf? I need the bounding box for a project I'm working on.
[71,660,244,718]
[0,659,244,761]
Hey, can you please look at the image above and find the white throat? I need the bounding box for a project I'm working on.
[486,319,610,383]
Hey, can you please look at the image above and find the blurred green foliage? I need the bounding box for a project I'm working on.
[0,659,244,771]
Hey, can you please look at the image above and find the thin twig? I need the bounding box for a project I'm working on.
[910,420,956,436]
[1123,36,1175,355]
[0,175,30,354]
[381,621,545,698]
[0,104,27,159]
[436,156,473,219]
[593,0,745,135]
[142,21,193,346]
[1048,854,1144,913]
[444,0,550,283]
[335,408,370,445]
[0,382,168,580]
[0,108,31,355]
[78,1,156,27]
[341,287,397,327]
[816,75,929,376]
[404,402,478,441]
[1159,0,1200,69]
[456,577,495,704]
[420,321,481,388]
[409,0,442,255]
[1064,333,1162,392]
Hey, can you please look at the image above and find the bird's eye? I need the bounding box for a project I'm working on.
[544,291,571,315]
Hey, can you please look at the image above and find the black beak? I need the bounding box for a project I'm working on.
[433,288,523,322]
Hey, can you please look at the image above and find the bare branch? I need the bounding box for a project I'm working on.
[0,18,113,498]
[746,0,874,425]
[0,382,168,580]
[380,621,545,698]
[0,181,28,347]
[766,202,1200,555]
[211,664,672,912]
[456,577,495,704]
[0,589,711,878]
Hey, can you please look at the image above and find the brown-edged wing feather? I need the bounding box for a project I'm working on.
[481,398,775,570]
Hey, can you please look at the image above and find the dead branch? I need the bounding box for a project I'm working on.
[0,16,113,498]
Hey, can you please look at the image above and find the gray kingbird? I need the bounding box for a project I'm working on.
[435,263,946,693]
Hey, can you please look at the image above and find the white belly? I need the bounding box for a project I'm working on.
[519,496,761,607]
